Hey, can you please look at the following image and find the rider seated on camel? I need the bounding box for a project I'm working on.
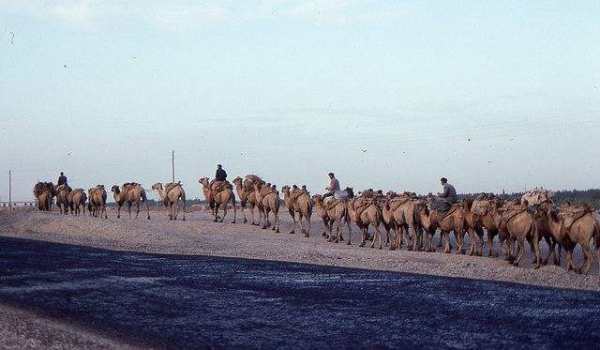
[208,164,228,204]
[323,172,340,200]
[434,177,457,212]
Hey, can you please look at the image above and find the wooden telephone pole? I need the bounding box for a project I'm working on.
[171,150,175,183]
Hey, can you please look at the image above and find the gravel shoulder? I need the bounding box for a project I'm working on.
[0,209,598,291]
[0,303,143,350]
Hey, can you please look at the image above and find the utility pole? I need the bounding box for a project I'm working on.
[171,150,175,183]
[8,170,12,213]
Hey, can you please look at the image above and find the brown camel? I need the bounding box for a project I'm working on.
[463,198,484,256]
[313,195,331,238]
[33,182,55,211]
[111,183,151,220]
[55,184,72,215]
[383,193,422,251]
[495,200,541,268]
[312,191,350,243]
[534,203,599,274]
[233,175,262,225]
[346,192,385,249]
[282,185,312,237]
[88,185,108,219]
[68,188,87,216]
[152,182,186,221]
[471,195,506,257]
[199,177,237,223]
[416,199,466,254]
[253,182,280,232]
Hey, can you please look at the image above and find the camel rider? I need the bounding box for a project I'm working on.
[435,177,457,212]
[57,172,68,187]
[323,172,340,199]
[208,164,228,206]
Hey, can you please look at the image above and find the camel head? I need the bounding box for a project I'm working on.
[312,194,323,205]
[151,183,163,191]
[281,185,291,196]
[111,185,120,194]
[232,177,243,186]
[198,177,209,187]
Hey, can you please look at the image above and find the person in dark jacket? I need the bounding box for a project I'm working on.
[215,164,227,182]
[434,177,457,212]
[57,172,68,186]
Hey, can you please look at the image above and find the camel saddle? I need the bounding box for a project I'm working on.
[210,180,230,194]
[324,197,343,210]
[388,196,411,210]
[559,206,592,232]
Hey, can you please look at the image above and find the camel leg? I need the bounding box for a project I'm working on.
[322,218,329,238]
[443,231,451,254]
[116,205,121,219]
[127,202,132,219]
[305,215,311,237]
[487,231,496,257]
[221,203,228,223]
[513,238,525,266]
[375,225,383,249]
[289,210,296,234]
[274,210,280,233]
[579,242,594,275]
[455,230,465,255]
[103,205,108,219]
[346,220,352,245]
[530,236,541,269]
[232,198,237,224]
[135,201,140,219]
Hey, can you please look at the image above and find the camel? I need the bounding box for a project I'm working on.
[33,182,55,211]
[533,203,600,274]
[253,181,280,232]
[233,175,262,225]
[152,182,186,221]
[495,200,541,268]
[383,193,422,251]
[55,184,72,215]
[282,185,312,237]
[68,188,87,216]
[111,183,151,220]
[416,199,466,254]
[312,190,351,243]
[463,199,484,256]
[471,195,506,257]
[344,190,384,248]
[313,195,331,238]
[199,177,236,223]
[88,185,108,219]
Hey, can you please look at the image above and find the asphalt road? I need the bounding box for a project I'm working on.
[1,236,599,349]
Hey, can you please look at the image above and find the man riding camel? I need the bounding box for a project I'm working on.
[208,164,228,206]
[323,172,340,199]
[434,177,457,212]
[57,172,68,186]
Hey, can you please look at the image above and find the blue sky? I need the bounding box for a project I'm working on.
[1,1,599,201]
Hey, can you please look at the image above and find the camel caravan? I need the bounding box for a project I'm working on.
[32,169,600,277]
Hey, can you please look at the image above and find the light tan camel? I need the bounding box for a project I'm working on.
[199,177,237,223]
[534,203,600,274]
[495,200,541,268]
[88,185,108,219]
[253,182,280,232]
[347,193,384,249]
[282,185,312,237]
[233,175,261,225]
[68,188,87,216]
[313,193,349,243]
[55,184,72,215]
[471,195,505,257]
[417,200,466,254]
[463,199,484,256]
[383,194,422,251]
[152,182,186,221]
[111,183,151,220]
[33,182,55,211]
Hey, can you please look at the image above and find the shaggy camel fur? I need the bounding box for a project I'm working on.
[152,182,186,221]
[282,185,312,237]
[199,177,237,223]
[233,175,262,225]
[111,183,151,220]
[68,188,87,216]
[253,182,280,232]
[88,185,108,219]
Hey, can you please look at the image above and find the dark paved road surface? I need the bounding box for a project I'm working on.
[1,236,599,349]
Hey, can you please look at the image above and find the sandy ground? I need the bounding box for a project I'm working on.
[0,303,144,350]
[1,208,598,292]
